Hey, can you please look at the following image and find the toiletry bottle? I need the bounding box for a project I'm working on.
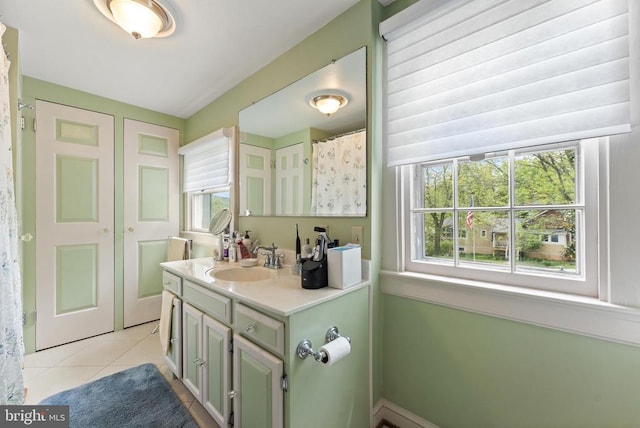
[223,234,230,261]
[242,231,252,248]
[229,232,237,262]
[302,238,313,259]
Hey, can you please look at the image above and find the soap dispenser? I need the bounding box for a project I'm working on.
[242,231,252,248]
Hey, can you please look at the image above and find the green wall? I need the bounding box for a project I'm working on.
[20,77,185,353]
[383,295,640,427]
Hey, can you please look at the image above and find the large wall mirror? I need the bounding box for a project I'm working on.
[238,46,366,217]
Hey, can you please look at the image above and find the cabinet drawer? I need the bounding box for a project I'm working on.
[235,304,284,355]
[183,280,231,324]
[162,271,182,295]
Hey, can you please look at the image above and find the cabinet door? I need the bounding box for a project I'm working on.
[182,303,203,399]
[164,298,182,378]
[202,316,231,427]
[233,334,284,428]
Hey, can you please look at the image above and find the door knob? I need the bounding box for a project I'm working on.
[127,227,134,232]
[20,233,33,242]
[103,228,109,233]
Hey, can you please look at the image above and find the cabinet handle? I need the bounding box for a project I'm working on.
[228,390,239,399]
[245,322,257,334]
[193,358,205,366]
[170,338,176,344]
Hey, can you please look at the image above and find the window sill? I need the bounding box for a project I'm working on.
[380,270,640,348]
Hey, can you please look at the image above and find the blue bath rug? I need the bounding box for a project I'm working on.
[39,363,198,428]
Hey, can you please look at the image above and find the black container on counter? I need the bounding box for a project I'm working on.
[301,257,328,289]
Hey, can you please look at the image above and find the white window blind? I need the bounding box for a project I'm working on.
[380,0,631,167]
[179,127,233,193]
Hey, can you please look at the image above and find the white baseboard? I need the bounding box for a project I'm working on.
[372,399,439,428]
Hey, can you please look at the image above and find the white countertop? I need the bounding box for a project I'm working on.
[161,257,369,317]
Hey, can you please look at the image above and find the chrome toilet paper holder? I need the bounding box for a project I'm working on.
[296,326,351,362]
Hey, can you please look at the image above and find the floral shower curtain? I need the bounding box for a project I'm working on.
[0,22,25,405]
[311,130,366,216]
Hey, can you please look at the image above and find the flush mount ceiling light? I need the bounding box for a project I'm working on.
[94,0,176,39]
[310,95,349,116]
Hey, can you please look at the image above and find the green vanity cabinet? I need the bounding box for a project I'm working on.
[161,258,370,428]
[182,302,232,428]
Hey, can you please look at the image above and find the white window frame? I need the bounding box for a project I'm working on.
[380,0,640,348]
[404,140,600,297]
[179,127,236,243]
[184,186,231,233]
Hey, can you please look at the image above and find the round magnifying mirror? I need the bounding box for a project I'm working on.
[208,209,232,235]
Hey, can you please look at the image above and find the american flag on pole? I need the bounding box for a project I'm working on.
[466,210,473,229]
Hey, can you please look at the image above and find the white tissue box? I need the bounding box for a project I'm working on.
[327,244,361,289]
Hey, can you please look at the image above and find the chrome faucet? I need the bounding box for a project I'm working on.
[259,243,284,269]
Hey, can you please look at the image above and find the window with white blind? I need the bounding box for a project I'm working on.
[179,128,233,232]
[381,0,631,295]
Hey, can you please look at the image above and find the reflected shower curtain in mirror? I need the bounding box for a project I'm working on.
[311,130,366,216]
[0,22,25,405]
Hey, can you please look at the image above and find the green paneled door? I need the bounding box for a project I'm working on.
[35,100,115,350]
[239,144,272,216]
[123,119,179,327]
[275,143,303,215]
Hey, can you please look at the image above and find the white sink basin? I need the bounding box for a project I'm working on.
[210,267,272,282]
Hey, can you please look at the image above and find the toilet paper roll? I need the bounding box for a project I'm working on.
[318,336,351,366]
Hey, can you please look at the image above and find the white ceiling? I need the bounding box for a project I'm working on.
[1,0,360,119]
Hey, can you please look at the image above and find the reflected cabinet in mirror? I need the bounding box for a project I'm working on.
[239,47,366,217]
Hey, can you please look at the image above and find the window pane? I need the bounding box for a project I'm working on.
[458,157,509,208]
[458,210,510,270]
[422,163,453,208]
[515,148,576,206]
[192,190,230,231]
[515,209,578,275]
[419,211,454,262]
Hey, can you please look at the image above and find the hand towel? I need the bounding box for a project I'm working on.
[159,290,175,355]
[167,237,188,261]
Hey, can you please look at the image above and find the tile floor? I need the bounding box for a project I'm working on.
[22,321,220,428]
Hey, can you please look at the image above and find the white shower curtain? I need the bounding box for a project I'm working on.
[0,22,25,405]
[311,130,366,216]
